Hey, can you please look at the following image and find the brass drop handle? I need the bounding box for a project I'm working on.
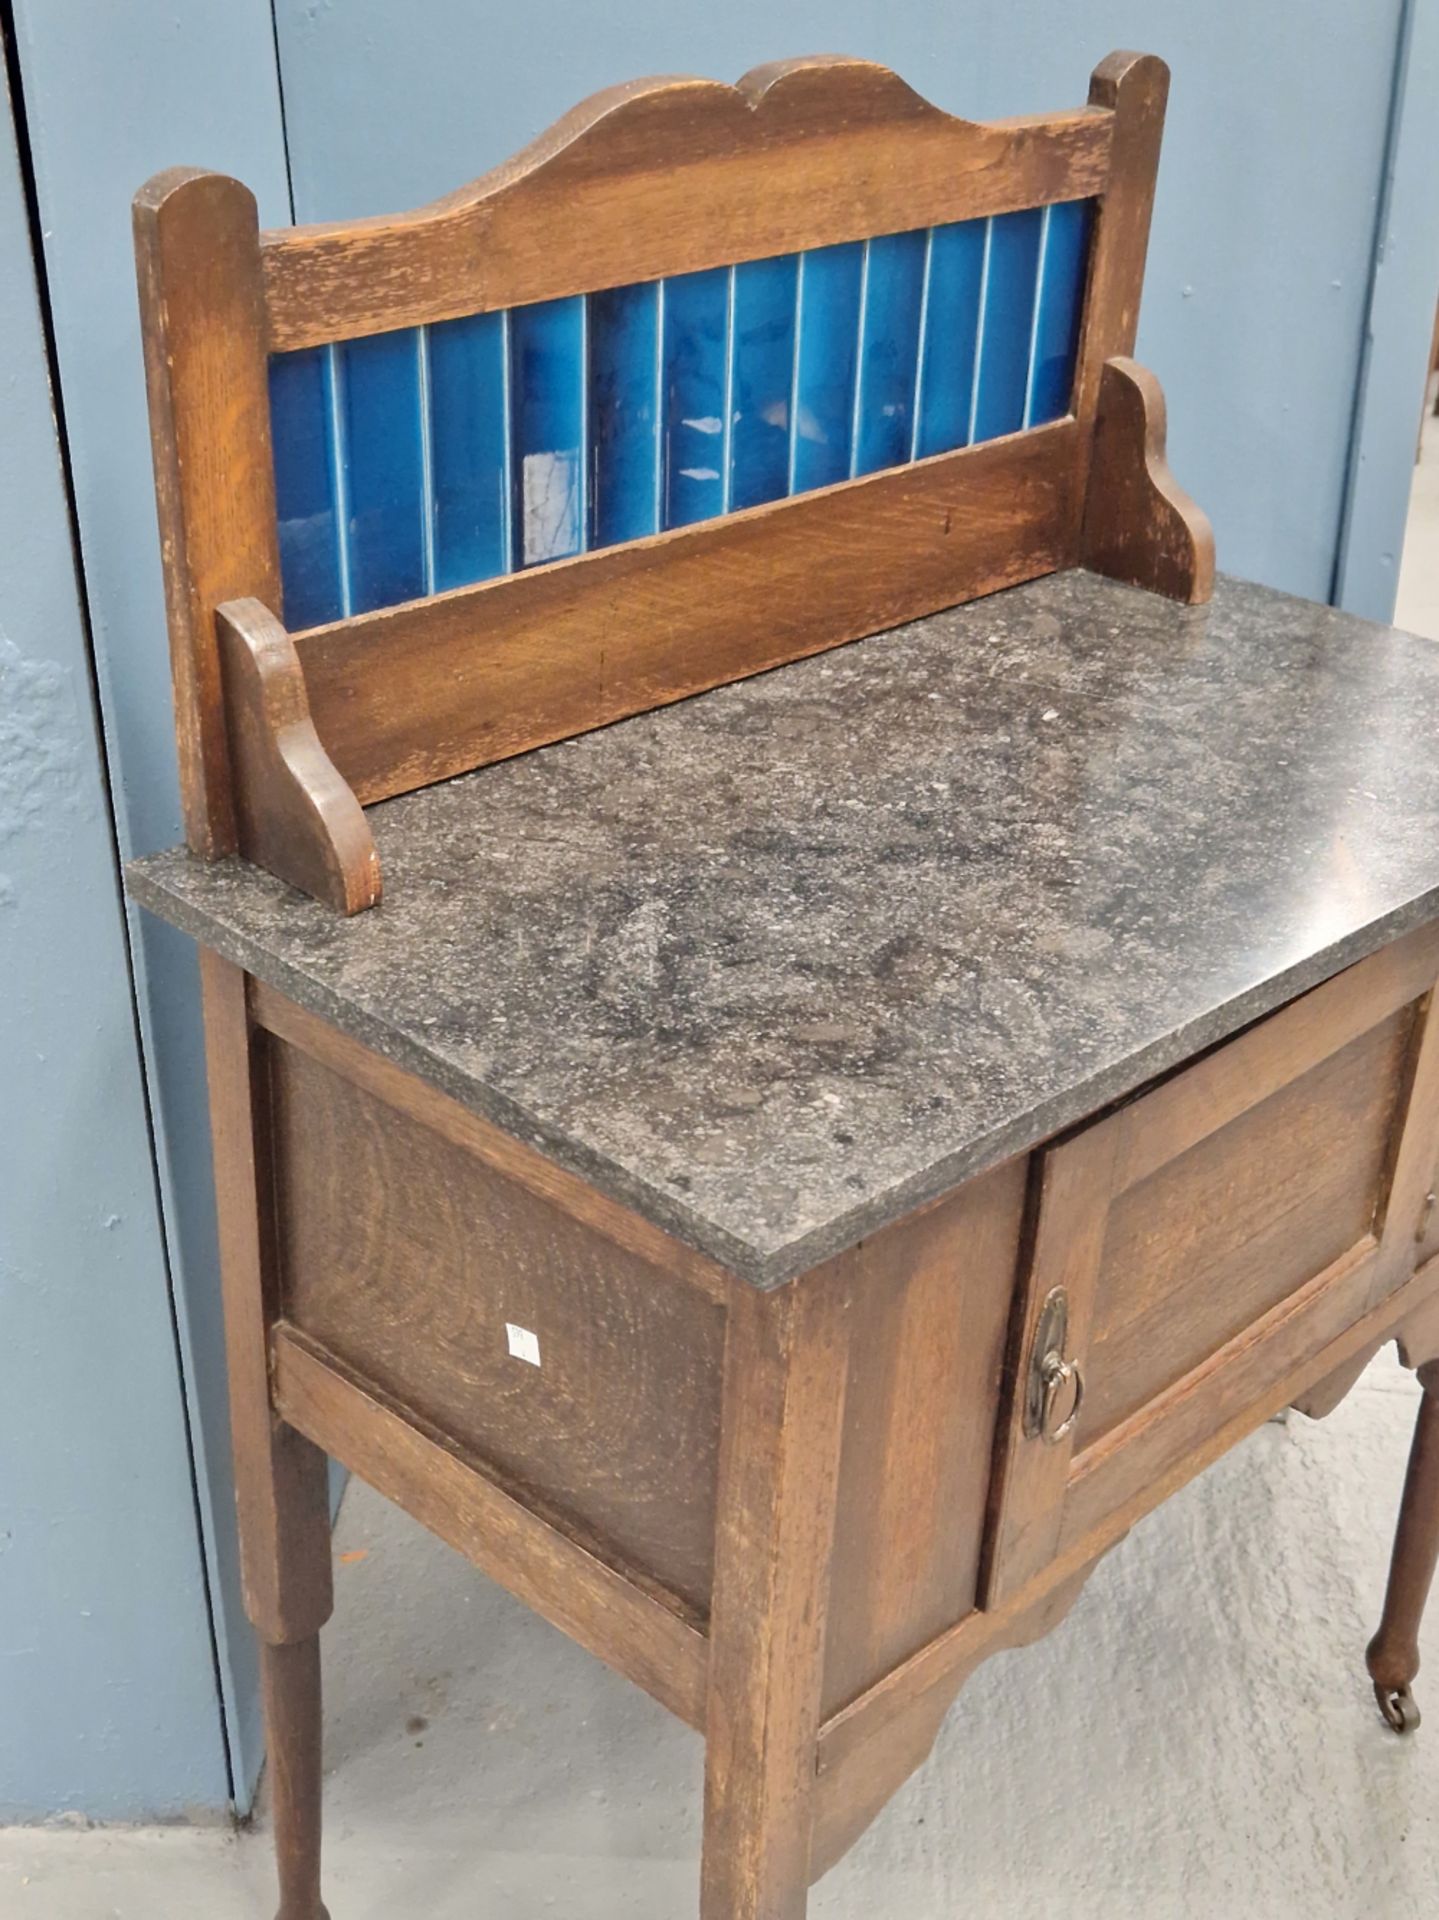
[1037,1348,1085,1445]
[1023,1286,1085,1446]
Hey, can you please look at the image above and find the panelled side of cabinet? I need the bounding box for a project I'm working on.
[265,1035,727,1611]
[253,984,729,1607]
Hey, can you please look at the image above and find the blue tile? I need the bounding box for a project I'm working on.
[510,295,586,567]
[971,207,1044,443]
[852,230,927,477]
[337,327,428,614]
[662,266,731,529]
[428,311,511,589]
[1027,200,1092,426]
[729,255,798,511]
[269,347,345,628]
[790,241,864,493]
[913,219,986,459]
[274,205,1077,623]
[589,282,661,548]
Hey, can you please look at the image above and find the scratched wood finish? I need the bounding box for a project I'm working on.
[133,170,284,855]
[197,952,333,1644]
[294,419,1083,806]
[217,599,380,913]
[987,925,1439,1604]
[197,952,331,1920]
[820,1160,1025,1719]
[206,922,1439,1910]
[259,57,1114,352]
[701,1276,853,1920]
[1081,356,1216,601]
[267,1035,726,1613]
[1071,51,1167,434]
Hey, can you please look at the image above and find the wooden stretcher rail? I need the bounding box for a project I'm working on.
[259,59,1115,351]
[271,1325,712,1728]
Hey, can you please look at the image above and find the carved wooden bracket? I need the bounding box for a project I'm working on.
[1291,1343,1381,1421]
[1082,356,1216,604]
[1293,1276,1439,1420]
[217,598,381,914]
[1397,1287,1439,1373]
[810,1535,1124,1882]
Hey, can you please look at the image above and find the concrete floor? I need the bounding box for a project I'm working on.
[5,400,1438,1920]
[5,1353,1439,1918]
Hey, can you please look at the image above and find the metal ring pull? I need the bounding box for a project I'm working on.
[1038,1349,1085,1445]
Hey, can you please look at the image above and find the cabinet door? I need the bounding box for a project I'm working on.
[985,920,1439,1606]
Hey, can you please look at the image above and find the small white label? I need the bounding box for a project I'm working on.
[505,1322,541,1367]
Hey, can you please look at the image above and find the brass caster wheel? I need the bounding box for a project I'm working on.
[1375,1682,1421,1735]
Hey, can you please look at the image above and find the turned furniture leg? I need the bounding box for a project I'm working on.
[701,1277,852,1919]
[1368,1359,1439,1733]
[201,950,335,1915]
[263,1639,330,1920]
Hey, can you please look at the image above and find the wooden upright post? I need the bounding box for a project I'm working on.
[134,168,283,854]
[701,1277,853,1918]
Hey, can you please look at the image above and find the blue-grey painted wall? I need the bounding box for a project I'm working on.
[0,62,227,1822]
[7,0,292,1812]
[2,0,1435,1822]
[270,0,1417,610]
[1337,0,1439,619]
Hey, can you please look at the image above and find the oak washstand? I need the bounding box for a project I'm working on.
[127,50,1439,1919]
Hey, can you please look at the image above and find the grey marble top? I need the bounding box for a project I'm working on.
[130,570,1439,1287]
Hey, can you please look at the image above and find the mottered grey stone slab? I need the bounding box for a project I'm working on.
[130,571,1439,1287]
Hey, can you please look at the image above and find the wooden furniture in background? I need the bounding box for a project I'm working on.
[130,49,1439,1920]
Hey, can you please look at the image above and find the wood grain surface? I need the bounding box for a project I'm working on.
[260,57,1114,350]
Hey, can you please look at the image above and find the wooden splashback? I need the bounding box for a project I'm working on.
[135,50,1213,911]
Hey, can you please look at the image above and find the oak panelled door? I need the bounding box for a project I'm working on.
[986,925,1439,1604]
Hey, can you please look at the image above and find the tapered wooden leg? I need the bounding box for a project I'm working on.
[263,1639,329,1919]
[200,951,335,1913]
[700,1276,853,1919]
[1368,1360,1439,1733]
